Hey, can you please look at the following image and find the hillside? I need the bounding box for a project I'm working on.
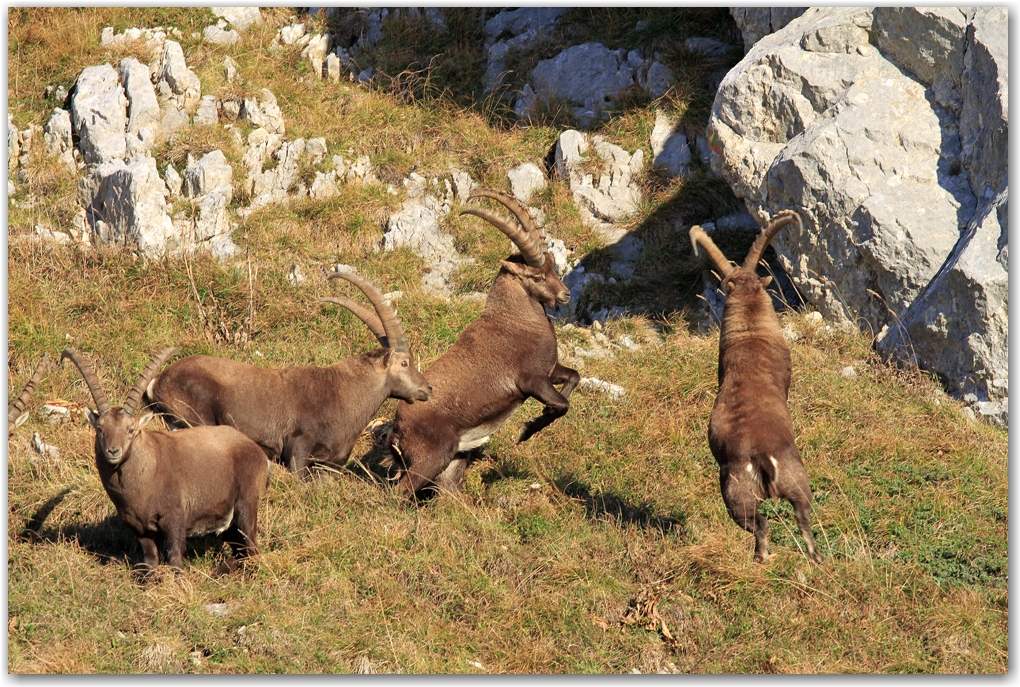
[6,8,1008,674]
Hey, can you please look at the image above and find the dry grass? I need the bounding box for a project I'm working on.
[7,7,1008,675]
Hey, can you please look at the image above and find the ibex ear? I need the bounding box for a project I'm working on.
[722,280,735,295]
[501,260,532,279]
[84,408,100,428]
[137,413,154,430]
[14,411,30,428]
[760,275,773,288]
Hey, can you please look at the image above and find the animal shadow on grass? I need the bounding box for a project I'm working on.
[553,474,688,538]
[18,488,230,581]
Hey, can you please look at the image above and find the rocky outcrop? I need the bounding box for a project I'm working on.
[708,7,1008,423]
[382,173,459,295]
[88,155,176,256]
[155,40,202,113]
[71,64,129,165]
[483,8,566,92]
[517,43,675,125]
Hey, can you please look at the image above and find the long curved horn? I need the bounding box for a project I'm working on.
[743,209,801,271]
[61,348,111,415]
[124,347,180,415]
[328,272,408,352]
[689,225,735,279]
[468,188,545,240]
[461,200,545,268]
[8,353,50,427]
[316,296,388,347]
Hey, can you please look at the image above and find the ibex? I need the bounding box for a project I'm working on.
[62,347,269,575]
[388,188,580,500]
[147,272,433,477]
[8,353,50,436]
[690,210,823,563]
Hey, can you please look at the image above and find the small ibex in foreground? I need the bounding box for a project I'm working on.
[8,353,50,436]
[388,188,580,500]
[62,347,268,575]
[147,272,433,477]
[690,210,823,563]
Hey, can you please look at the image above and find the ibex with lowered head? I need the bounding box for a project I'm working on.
[388,188,580,500]
[62,347,269,575]
[146,272,433,477]
[690,210,823,563]
[8,354,50,436]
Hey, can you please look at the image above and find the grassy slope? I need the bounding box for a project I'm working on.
[7,8,1007,674]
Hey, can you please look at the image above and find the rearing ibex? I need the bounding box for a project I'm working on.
[388,188,580,500]
[62,347,269,575]
[147,271,433,477]
[8,354,50,436]
[690,210,823,563]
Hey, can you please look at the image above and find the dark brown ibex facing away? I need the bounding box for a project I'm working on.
[690,210,823,563]
[8,354,50,436]
[62,347,268,575]
[147,272,433,477]
[389,188,580,500]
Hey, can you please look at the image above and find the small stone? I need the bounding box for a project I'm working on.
[804,311,824,325]
[840,365,857,378]
[203,602,231,617]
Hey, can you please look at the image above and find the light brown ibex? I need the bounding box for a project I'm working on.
[147,272,433,477]
[388,188,580,500]
[690,210,823,563]
[8,353,50,436]
[62,347,269,575]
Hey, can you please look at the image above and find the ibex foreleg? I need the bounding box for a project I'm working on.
[517,364,579,443]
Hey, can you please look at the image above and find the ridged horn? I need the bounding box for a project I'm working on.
[61,348,111,416]
[124,347,180,415]
[468,188,545,240]
[743,209,801,271]
[8,353,50,427]
[689,225,735,279]
[328,271,407,352]
[316,296,388,347]
[462,189,545,268]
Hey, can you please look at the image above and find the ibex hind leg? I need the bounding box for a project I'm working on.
[722,471,770,562]
[777,461,824,563]
[787,493,823,563]
[216,500,259,576]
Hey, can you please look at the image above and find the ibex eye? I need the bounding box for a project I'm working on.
[401,360,408,367]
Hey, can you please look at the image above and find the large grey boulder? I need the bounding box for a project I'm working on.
[877,186,1008,424]
[88,155,175,256]
[71,64,128,164]
[708,7,1008,423]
